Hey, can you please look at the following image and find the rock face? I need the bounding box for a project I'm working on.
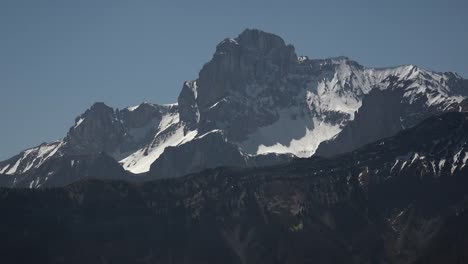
[181,30,297,138]
[148,130,247,178]
[1,112,468,263]
[1,29,467,187]
[149,130,294,178]
[315,88,407,157]
[64,102,127,155]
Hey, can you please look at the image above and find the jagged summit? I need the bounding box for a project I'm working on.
[232,28,290,51]
[192,29,296,110]
[1,29,467,187]
[90,101,111,109]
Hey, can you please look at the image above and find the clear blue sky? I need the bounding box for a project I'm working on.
[1,0,467,160]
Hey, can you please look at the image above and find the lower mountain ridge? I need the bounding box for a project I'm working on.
[1,112,468,264]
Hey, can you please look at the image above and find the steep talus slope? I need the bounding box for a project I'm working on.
[1,29,467,187]
[1,112,468,263]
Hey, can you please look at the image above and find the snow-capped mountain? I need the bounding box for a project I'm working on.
[1,29,467,187]
[0,102,179,175]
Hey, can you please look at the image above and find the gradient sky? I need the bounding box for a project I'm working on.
[1,0,467,160]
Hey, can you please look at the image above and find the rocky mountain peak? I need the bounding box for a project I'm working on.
[89,101,112,111]
[175,29,468,156]
[226,28,288,53]
[192,29,297,109]
[64,102,125,155]
[177,29,301,140]
[119,102,165,128]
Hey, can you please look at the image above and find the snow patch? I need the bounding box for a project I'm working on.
[207,98,228,110]
[74,118,85,128]
[127,104,140,111]
[239,110,341,157]
[120,125,198,174]
[0,164,10,174]
[461,152,468,169]
[5,159,21,175]
[198,129,223,139]
[439,159,446,171]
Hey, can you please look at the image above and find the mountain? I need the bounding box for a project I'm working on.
[1,111,468,263]
[1,29,467,187]
[315,79,468,157]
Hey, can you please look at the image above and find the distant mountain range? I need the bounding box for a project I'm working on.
[1,29,467,188]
